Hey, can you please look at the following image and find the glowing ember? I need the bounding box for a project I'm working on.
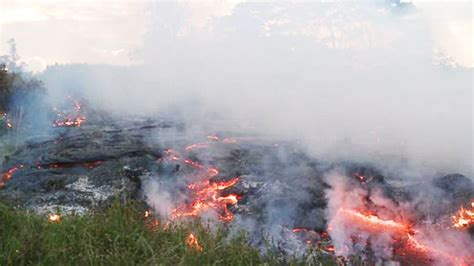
[186,233,203,252]
[52,100,86,128]
[48,214,61,223]
[82,161,103,169]
[452,201,474,229]
[163,149,180,161]
[1,165,24,188]
[1,112,13,129]
[183,159,205,170]
[185,143,209,151]
[144,210,151,218]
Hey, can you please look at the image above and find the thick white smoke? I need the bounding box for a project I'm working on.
[39,1,472,177]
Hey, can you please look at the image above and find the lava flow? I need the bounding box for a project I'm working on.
[329,208,473,265]
[52,100,86,128]
[159,138,241,223]
[452,200,474,229]
[171,177,240,222]
[0,165,24,188]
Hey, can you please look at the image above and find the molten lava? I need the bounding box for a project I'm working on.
[171,177,240,222]
[329,208,473,265]
[159,138,242,223]
[452,201,474,229]
[52,100,86,128]
[186,233,203,252]
[335,208,411,235]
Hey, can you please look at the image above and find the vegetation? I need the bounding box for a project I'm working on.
[0,39,44,113]
[0,200,341,266]
[0,201,276,266]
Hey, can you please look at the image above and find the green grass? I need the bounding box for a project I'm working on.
[0,200,341,266]
[0,201,270,266]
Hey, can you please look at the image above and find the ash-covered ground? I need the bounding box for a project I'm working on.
[1,116,473,265]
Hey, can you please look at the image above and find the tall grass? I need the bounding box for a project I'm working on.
[0,201,268,265]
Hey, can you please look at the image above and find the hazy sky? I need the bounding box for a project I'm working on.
[0,0,472,72]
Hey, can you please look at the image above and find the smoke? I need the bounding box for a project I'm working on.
[37,1,472,176]
[2,2,472,263]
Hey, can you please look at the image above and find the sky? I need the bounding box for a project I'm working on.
[0,0,472,72]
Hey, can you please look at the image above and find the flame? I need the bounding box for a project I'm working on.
[452,201,474,229]
[186,233,203,252]
[48,214,61,223]
[52,100,86,128]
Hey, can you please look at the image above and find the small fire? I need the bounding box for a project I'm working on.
[48,213,61,223]
[186,233,203,252]
[452,201,474,229]
[52,100,86,128]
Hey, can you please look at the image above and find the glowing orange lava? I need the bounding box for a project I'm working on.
[53,100,86,128]
[157,138,242,223]
[0,165,24,188]
[330,208,473,265]
[452,201,474,229]
[171,177,240,222]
